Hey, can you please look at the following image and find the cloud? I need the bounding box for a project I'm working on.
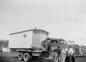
[0,0,86,45]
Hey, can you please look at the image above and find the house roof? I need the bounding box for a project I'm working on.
[47,38,65,41]
[9,29,49,35]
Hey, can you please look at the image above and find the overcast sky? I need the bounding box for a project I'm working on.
[0,0,86,45]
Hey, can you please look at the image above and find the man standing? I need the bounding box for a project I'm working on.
[68,46,75,62]
[68,47,74,55]
[53,47,61,62]
[61,48,67,62]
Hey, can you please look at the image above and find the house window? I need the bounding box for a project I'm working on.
[23,34,26,38]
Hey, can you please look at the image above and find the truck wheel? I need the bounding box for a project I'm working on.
[18,52,23,61]
[23,53,31,62]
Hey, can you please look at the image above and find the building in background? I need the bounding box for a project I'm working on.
[0,40,10,52]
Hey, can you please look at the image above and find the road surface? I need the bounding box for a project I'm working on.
[0,52,86,62]
[0,52,53,62]
[0,56,53,62]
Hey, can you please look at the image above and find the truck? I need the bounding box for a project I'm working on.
[42,38,66,62]
[9,28,49,62]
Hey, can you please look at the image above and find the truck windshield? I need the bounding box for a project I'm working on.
[59,41,64,44]
[51,40,57,44]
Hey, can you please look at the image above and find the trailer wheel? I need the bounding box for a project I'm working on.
[23,53,31,62]
[18,52,23,61]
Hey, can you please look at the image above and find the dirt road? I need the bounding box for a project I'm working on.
[0,52,86,62]
[0,56,53,62]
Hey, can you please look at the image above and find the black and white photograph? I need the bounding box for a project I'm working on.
[0,0,86,62]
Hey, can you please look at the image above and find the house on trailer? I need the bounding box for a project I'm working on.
[9,28,49,52]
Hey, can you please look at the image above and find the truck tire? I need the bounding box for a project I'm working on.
[18,52,23,61]
[23,53,31,62]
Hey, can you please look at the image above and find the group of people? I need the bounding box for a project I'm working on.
[53,46,75,62]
